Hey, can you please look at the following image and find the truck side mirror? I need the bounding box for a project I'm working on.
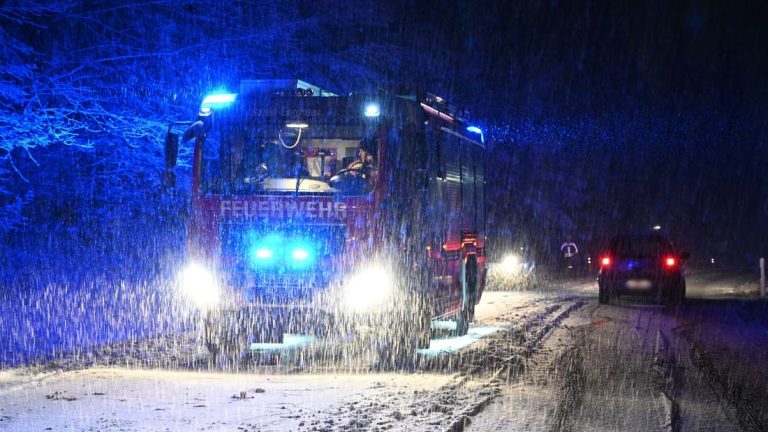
[165,132,179,170]
[182,120,205,143]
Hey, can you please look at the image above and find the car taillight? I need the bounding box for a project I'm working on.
[664,256,677,268]
[600,256,611,267]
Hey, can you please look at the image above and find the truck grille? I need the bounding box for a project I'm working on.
[219,221,347,283]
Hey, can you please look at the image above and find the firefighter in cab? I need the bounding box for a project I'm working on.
[331,139,376,194]
[347,140,374,175]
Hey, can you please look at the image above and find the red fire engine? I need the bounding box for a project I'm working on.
[164,79,487,359]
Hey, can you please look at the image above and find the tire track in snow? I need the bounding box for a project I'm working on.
[442,298,588,432]
[673,325,767,432]
[548,343,585,432]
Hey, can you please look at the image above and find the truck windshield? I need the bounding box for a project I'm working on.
[200,120,378,196]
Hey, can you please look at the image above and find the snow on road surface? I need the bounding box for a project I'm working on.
[468,271,766,432]
[1,270,766,431]
[0,289,583,431]
[0,368,469,431]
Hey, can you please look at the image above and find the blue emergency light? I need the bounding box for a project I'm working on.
[292,248,310,260]
[201,93,237,107]
[249,233,282,267]
[248,234,316,269]
[466,125,484,143]
[286,240,315,269]
[255,248,273,259]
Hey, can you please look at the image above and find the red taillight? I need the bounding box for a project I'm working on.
[664,256,677,268]
[601,256,611,267]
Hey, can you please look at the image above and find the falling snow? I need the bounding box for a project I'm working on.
[2,1,768,431]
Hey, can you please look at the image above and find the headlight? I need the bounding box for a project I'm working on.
[500,254,521,274]
[343,264,394,312]
[179,264,220,309]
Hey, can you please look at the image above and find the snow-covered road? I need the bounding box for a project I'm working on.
[0,288,583,431]
[468,272,767,432]
[1,271,766,431]
[0,368,470,431]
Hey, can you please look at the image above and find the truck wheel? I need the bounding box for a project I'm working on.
[454,256,477,336]
[252,313,285,344]
[465,258,478,321]
[204,317,221,359]
[204,312,249,361]
[374,320,422,370]
[415,308,433,349]
[454,307,470,336]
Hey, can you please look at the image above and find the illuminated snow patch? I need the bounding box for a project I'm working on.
[249,334,316,351]
[418,326,504,356]
[432,320,457,331]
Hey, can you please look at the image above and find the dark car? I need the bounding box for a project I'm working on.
[597,233,688,305]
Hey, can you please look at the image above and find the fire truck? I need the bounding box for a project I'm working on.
[164,79,487,359]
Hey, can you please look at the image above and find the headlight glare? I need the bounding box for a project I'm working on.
[500,254,521,273]
[180,264,220,309]
[344,265,394,312]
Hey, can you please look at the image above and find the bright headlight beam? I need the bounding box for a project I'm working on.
[344,265,393,312]
[179,264,220,310]
[500,254,521,273]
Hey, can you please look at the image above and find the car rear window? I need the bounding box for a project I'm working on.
[610,236,673,257]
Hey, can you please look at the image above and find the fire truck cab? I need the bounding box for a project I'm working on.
[165,79,487,359]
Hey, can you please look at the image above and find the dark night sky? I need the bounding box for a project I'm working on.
[395,0,768,120]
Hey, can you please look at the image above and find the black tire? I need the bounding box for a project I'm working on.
[665,279,686,306]
[598,282,610,304]
[416,324,432,349]
[465,260,478,321]
[375,256,432,368]
[203,317,221,358]
[680,279,686,302]
[204,309,287,362]
[664,289,679,306]
[374,313,429,370]
[204,312,249,360]
[251,313,285,344]
[454,306,470,336]
[454,256,477,337]
[412,266,434,349]
[415,304,433,349]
